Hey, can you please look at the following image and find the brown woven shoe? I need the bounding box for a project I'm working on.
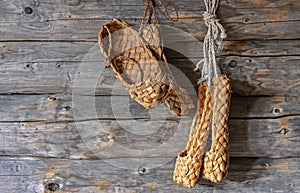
[98,19,194,115]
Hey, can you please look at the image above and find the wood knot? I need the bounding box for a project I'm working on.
[24,7,33,15]
[65,0,81,6]
[99,132,111,143]
[228,60,238,68]
[98,129,115,147]
[45,182,60,192]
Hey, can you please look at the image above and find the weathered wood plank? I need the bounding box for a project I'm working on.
[0,94,299,121]
[2,0,299,23]
[223,56,300,96]
[0,0,299,191]
[0,157,299,192]
[1,40,299,64]
[0,116,299,158]
[1,18,299,41]
[1,55,300,96]
[0,0,299,41]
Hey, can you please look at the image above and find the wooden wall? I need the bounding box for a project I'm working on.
[0,0,300,192]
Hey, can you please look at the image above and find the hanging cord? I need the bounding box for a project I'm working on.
[102,25,113,68]
[141,0,179,25]
[194,0,227,85]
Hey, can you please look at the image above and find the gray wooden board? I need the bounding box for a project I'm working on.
[1,56,300,96]
[1,40,300,64]
[0,0,299,41]
[1,40,300,96]
[0,157,299,193]
[1,0,300,192]
[2,0,299,23]
[0,117,299,158]
[0,94,299,121]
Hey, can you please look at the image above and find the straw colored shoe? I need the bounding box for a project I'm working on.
[98,19,194,116]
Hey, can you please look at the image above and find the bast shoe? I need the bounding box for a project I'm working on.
[98,19,194,116]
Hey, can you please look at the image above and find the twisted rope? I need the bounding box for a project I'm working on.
[194,0,227,85]
[141,0,179,25]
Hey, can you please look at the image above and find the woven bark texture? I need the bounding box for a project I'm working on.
[173,83,212,188]
[202,74,231,182]
[98,19,194,115]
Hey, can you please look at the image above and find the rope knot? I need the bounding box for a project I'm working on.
[202,12,218,26]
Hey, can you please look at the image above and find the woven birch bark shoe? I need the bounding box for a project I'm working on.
[173,83,212,188]
[98,19,194,115]
[202,75,231,182]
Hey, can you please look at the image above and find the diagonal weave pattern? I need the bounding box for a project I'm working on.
[202,74,231,182]
[98,19,194,116]
[173,82,212,188]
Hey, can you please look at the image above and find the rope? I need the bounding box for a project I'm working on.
[141,0,179,25]
[194,0,227,85]
[102,25,113,68]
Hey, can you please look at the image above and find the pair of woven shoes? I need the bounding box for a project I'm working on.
[173,75,231,188]
[98,19,194,116]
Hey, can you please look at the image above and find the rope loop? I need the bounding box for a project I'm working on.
[141,0,179,25]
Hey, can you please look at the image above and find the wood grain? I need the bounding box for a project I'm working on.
[0,95,299,122]
[1,56,300,96]
[0,116,299,158]
[0,0,299,41]
[1,40,299,64]
[1,0,300,192]
[0,157,299,192]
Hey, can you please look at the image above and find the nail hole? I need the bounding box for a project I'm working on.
[49,97,57,101]
[26,64,30,68]
[228,60,238,68]
[45,182,60,192]
[262,163,269,169]
[272,108,281,114]
[24,7,33,15]
[138,167,147,175]
[243,18,250,23]
[280,128,289,135]
[64,106,71,111]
